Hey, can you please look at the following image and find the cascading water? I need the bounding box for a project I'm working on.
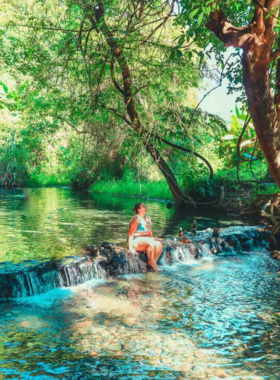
[0,257,107,299]
[0,226,271,300]
[200,243,213,257]
[162,245,194,265]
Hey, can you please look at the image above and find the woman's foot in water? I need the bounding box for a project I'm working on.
[148,260,159,272]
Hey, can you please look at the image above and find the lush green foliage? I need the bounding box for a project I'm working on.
[0,0,273,201]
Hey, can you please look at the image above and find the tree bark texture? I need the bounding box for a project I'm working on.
[243,47,280,185]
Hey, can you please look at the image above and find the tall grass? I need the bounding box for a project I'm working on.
[91,180,173,200]
[28,173,70,187]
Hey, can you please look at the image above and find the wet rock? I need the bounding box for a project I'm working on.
[269,225,280,251]
[89,351,98,356]
[85,245,100,257]
[101,242,116,249]
[194,349,203,358]
[243,239,254,251]
[213,228,219,237]
[195,247,203,259]
[271,250,280,260]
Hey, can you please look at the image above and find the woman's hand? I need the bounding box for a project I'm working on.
[129,248,138,256]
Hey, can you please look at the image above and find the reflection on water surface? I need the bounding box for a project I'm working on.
[0,187,248,263]
[0,188,278,379]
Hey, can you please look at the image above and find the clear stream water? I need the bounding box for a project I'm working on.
[0,188,280,379]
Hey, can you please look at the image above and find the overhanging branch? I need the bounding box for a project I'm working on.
[207,4,254,48]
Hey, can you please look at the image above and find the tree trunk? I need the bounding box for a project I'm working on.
[206,1,280,189]
[144,141,194,204]
[242,47,280,187]
[91,2,194,205]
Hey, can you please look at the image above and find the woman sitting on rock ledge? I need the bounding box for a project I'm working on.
[127,203,163,272]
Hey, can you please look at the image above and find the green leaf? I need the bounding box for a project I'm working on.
[197,12,203,25]
[205,6,211,15]
[177,49,183,58]
[18,81,28,95]
[170,49,176,61]
[189,8,199,18]
[235,105,240,117]
[0,81,8,94]
[177,35,185,46]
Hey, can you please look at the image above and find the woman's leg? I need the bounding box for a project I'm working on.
[132,237,159,271]
[145,246,158,270]
[154,240,163,263]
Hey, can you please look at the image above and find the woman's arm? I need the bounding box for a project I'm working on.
[127,216,139,254]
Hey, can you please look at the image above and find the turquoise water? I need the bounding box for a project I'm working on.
[1,253,280,379]
[1,188,279,379]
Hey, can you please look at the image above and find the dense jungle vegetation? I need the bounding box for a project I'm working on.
[0,0,279,204]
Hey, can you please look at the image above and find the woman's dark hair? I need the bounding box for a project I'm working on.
[132,202,146,214]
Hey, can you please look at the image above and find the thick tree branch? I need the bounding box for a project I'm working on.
[253,0,265,34]
[207,4,254,48]
[154,135,214,179]
[104,105,214,180]
[110,60,125,95]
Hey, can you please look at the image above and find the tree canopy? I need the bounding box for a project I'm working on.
[0,0,275,202]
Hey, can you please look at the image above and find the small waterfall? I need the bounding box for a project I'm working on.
[162,244,194,266]
[1,257,107,299]
[61,260,106,287]
[13,270,61,298]
[161,225,270,267]
[172,246,192,263]
[200,243,213,257]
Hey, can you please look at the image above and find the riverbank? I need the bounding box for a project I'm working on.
[90,180,173,200]
[28,173,70,187]
[19,174,280,216]
[90,179,279,216]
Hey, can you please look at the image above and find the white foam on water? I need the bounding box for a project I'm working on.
[119,273,145,280]
[162,246,199,270]
[17,278,105,308]
[18,287,73,308]
[201,256,215,262]
[69,278,106,292]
